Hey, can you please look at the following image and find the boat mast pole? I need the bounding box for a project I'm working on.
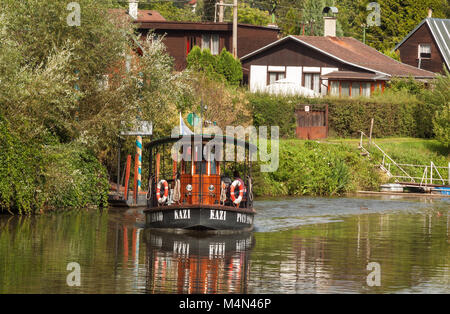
[200,100,203,205]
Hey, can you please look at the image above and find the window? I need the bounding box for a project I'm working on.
[186,36,196,55]
[341,82,350,97]
[351,82,360,97]
[418,44,431,59]
[268,71,285,85]
[330,81,339,96]
[329,81,375,97]
[303,73,320,93]
[362,82,371,97]
[202,34,220,55]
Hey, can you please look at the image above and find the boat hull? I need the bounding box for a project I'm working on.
[144,205,255,232]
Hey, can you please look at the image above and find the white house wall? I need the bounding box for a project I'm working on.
[303,66,321,73]
[286,66,302,85]
[249,65,268,92]
[267,66,286,72]
[250,65,340,96]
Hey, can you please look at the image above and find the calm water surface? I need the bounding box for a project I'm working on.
[0,196,448,294]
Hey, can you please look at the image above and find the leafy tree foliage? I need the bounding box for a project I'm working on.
[187,46,243,85]
[0,0,194,212]
[423,69,450,148]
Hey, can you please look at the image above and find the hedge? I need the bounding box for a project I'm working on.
[248,93,434,139]
[0,115,109,214]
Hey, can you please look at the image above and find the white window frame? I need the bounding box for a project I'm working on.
[418,43,431,59]
[202,34,220,55]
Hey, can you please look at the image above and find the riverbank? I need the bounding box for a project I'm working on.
[253,138,449,198]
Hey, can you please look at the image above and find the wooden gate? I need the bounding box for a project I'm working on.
[295,104,328,140]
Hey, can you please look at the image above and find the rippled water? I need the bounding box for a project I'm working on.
[0,196,448,294]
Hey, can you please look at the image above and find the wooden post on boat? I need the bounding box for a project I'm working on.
[156,153,160,184]
[124,155,131,201]
[116,139,121,196]
[173,160,177,180]
[134,153,138,205]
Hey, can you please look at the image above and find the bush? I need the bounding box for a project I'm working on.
[41,144,109,211]
[0,115,109,214]
[216,48,243,86]
[0,116,44,214]
[422,70,450,148]
[187,46,242,85]
[252,140,382,197]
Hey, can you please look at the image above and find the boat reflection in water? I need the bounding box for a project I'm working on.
[144,230,255,293]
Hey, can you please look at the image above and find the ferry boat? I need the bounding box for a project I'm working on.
[144,134,256,232]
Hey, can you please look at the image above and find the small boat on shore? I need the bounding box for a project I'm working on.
[144,134,256,232]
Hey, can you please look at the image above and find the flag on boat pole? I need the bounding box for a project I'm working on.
[179,112,193,135]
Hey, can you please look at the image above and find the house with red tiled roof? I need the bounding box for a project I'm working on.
[241,8,435,97]
[108,8,167,23]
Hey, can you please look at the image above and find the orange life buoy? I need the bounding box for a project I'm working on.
[156,180,169,204]
[230,180,244,205]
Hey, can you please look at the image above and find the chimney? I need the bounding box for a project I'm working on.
[322,7,338,37]
[128,0,138,20]
[427,7,433,18]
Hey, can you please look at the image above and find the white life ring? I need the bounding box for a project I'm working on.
[230,180,244,205]
[156,180,169,204]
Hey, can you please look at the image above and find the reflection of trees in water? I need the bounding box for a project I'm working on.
[144,231,254,294]
[0,211,113,293]
[0,208,447,294]
[247,211,449,293]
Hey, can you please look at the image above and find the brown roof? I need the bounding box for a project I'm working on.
[242,35,435,79]
[321,71,389,81]
[136,21,280,32]
[108,9,166,23]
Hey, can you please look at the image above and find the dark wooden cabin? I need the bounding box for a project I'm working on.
[394,18,450,74]
[110,8,280,71]
[136,21,280,71]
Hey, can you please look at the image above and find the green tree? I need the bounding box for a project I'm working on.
[426,70,450,148]
[337,0,449,51]
[187,47,243,85]
[139,1,200,22]
[0,1,195,213]
[237,2,272,26]
[216,48,243,86]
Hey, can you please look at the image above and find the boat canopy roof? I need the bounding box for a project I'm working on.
[146,134,258,151]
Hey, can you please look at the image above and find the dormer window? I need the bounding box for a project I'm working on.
[418,44,431,59]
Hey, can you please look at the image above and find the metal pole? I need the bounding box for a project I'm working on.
[219,0,224,22]
[232,0,238,58]
[368,118,374,147]
[430,161,433,184]
[363,25,366,44]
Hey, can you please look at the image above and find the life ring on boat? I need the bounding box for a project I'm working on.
[230,180,244,205]
[156,179,169,204]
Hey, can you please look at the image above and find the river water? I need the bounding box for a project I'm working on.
[0,196,448,294]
